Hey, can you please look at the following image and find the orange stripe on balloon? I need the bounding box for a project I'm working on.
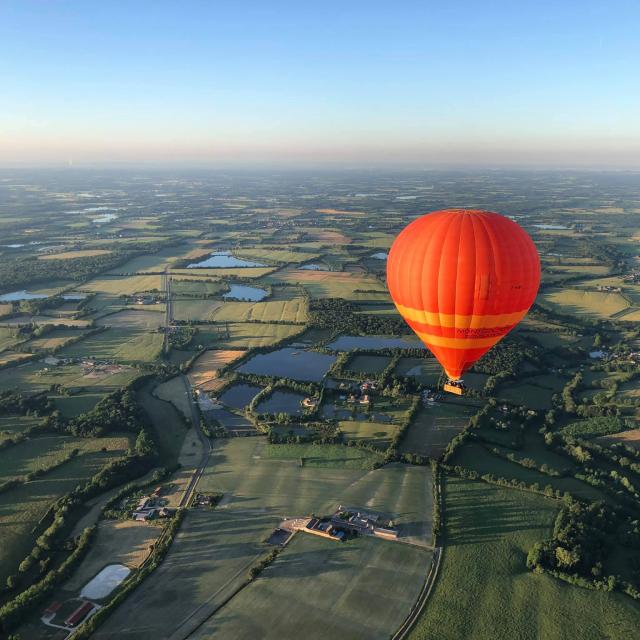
[393,303,529,329]
[414,331,502,349]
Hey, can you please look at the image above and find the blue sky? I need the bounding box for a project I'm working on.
[1,1,639,166]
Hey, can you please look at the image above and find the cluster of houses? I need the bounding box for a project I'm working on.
[304,506,398,542]
[132,486,172,522]
[130,294,163,305]
[421,388,441,405]
[346,380,379,405]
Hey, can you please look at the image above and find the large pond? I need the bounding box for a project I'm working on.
[0,290,49,302]
[223,284,268,301]
[81,564,131,599]
[188,251,266,269]
[256,390,306,415]
[237,347,336,382]
[327,335,425,351]
[219,383,263,410]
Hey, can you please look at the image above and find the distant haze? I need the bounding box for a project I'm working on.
[1,1,639,168]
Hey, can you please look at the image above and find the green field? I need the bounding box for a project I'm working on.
[59,326,163,363]
[263,442,383,469]
[338,419,399,449]
[538,288,630,319]
[0,414,43,443]
[395,357,442,385]
[193,322,303,349]
[0,435,132,583]
[51,392,106,417]
[95,437,433,638]
[409,476,640,640]
[400,404,475,458]
[153,376,192,420]
[196,534,432,640]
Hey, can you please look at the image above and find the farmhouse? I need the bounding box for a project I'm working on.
[65,600,94,627]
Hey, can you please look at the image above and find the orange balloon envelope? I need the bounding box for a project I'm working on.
[387,209,540,381]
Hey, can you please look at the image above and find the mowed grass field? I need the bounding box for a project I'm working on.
[174,298,307,323]
[153,376,192,420]
[409,476,640,640]
[0,435,131,583]
[265,267,387,299]
[0,414,43,443]
[538,287,630,319]
[59,326,163,363]
[187,349,245,388]
[24,327,87,351]
[194,322,302,349]
[96,438,433,639]
[39,249,112,260]
[80,274,162,295]
[400,404,475,458]
[197,534,432,640]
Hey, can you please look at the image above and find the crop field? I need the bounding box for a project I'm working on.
[516,330,582,349]
[400,404,475,458]
[235,247,321,264]
[81,274,162,295]
[24,327,87,350]
[346,354,391,373]
[195,322,303,349]
[0,436,131,583]
[0,314,92,328]
[197,534,432,640]
[96,437,433,638]
[172,298,223,321]
[171,267,277,279]
[153,376,192,420]
[0,351,33,366]
[59,326,163,363]
[0,303,12,317]
[265,267,387,299]
[39,249,112,260]
[597,428,640,450]
[184,298,308,324]
[186,349,245,388]
[409,476,640,640]
[98,309,164,329]
[538,288,630,319]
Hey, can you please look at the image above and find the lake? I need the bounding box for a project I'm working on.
[223,284,268,301]
[0,290,49,302]
[219,383,263,410]
[188,251,266,268]
[327,335,425,351]
[256,390,306,415]
[237,347,336,382]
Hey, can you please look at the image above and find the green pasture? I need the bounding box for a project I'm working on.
[193,322,302,349]
[538,288,629,319]
[199,534,432,640]
[409,476,640,640]
[400,404,475,459]
[346,354,391,374]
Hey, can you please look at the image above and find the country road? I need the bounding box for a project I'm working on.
[162,267,172,352]
[178,374,212,508]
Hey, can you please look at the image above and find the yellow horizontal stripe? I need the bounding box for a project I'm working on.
[415,330,501,349]
[394,303,527,329]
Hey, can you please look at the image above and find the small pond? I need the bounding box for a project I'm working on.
[532,224,568,230]
[92,213,119,223]
[80,564,130,599]
[223,284,268,301]
[188,251,266,269]
[219,383,263,410]
[327,335,425,351]
[370,252,388,260]
[299,263,329,271]
[256,390,307,415]
[62,294,88,301]
[237,347,336,382]
[0,290,49,302]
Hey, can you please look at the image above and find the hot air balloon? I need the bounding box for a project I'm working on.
[387,209,540,394]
